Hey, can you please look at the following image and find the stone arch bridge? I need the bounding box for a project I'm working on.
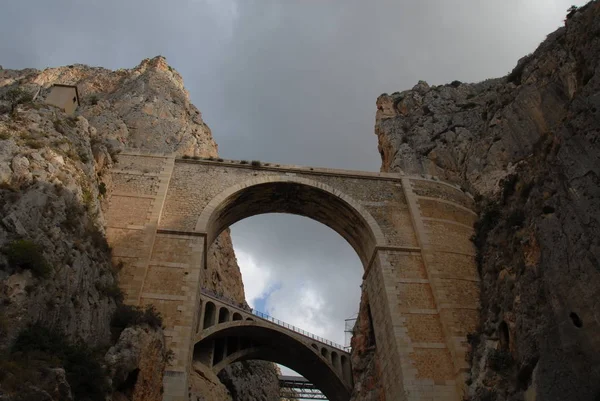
[195,289,352,401]
[105,150,480,401]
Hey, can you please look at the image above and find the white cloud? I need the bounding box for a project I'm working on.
[236,249,277,308]
[231,215,362,349]
[1,0,590,385]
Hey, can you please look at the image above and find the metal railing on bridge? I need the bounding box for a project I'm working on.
[201,288,350,351]
[279,376,327,400]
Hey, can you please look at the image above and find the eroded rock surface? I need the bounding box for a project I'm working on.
[372,3,600,400]
[0,56,279,400]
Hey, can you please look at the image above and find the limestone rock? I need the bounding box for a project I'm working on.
[0,368,73,401]
[0,55,279,400]
[218,361,281,401]
[190,361,233,401]
[373,3,600,400]
[349,293,384,401]
[105,325,166,401]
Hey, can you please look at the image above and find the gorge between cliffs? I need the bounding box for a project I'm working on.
[0,2,599,401]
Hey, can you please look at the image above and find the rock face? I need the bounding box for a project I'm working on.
[349,293,383,401]
[218,361,282,401]
[372,3,600,400]
[0,109,116,349]
[105,325,167,401]
[0,56,280,400]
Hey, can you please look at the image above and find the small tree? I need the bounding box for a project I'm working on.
[3,87,33,114]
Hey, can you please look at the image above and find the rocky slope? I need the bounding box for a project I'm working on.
[373,2,600,400]
[0,56,279,400]
[0,97,168,401]
[349,293,383,401]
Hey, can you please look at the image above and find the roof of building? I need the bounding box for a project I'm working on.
[51,84,80,107]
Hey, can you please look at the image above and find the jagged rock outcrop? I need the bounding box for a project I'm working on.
[0,56,280,400]
[218,361,281,401]
[372,2,600,400]
[349,293,383,401]
[106,325,167,401]
[0,109,115,349]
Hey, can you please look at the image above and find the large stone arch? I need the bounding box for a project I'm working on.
[107,153,481,401]
[194,321,351,401]
[195,175,386,266]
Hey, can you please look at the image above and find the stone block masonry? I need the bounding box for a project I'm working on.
[106,151,479,401]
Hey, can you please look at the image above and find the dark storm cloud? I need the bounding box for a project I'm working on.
[0,0,587,353]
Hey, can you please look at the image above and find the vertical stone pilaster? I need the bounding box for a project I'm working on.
[400,177,460,401]
[365,252,408,400]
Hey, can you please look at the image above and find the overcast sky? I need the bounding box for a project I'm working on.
[1,0,588,378]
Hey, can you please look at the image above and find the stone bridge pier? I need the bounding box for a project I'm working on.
[105,150,480,401]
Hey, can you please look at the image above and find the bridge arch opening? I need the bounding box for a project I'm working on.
[203,301,216,329]
[341,355,352,384]
[195,176,383,401]
[194,322,351,401]
[196,176,385,267]
[331,351,340,370]
[218,307,230,323]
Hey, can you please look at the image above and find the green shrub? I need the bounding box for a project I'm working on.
[182,155,190,159]
[25,138,44,149]
[53,119,65,134]
[98,182,107,196]
[111,304,163,341]
[501,174,518,203]
[460,102,478,110]
[520,181,534,200]
[471,203,501,271]
[8,323,109,401]
[79,150,90,163]
[487,348,513,371]
[240,160,248,164]
[62,200,84,232]
[82,188,94,212]
[0,311,8,337]
[95,280,123,301]
[507,209,526,227]
[65,116,78,127]
[85,222,110,253]
[507,53,533,85]
[2,87,33,114]
[251,160,261,167]
[217,158,224,162]
[0,130,10,140]
[4,240,51,278]
[89,95,99,105]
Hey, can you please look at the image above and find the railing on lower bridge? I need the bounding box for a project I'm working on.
[200,288,350,351]
[280,376,327,400]
[195,289,354,400]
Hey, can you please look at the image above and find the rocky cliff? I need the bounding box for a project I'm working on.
[0,56,279,400]
[372,2,600,400]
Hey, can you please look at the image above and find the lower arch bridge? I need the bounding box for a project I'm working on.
[194,289,353,401]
